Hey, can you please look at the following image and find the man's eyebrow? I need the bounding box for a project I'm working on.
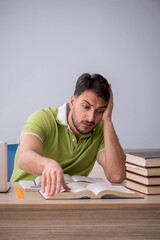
[83,100,107,109]
[98,105,107,109]
[83,100,93,106]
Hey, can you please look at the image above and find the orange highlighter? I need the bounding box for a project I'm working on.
[15,187,24,198]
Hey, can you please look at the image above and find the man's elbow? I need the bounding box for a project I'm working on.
[107,171,126,183]
[18,158,23,170]
[17,152,25,170]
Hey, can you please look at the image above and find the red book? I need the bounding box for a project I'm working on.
[126,179,160,195]
[126,170,160,185]
[126,162,160,176]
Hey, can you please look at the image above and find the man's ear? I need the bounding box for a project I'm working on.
[69,95,76,109]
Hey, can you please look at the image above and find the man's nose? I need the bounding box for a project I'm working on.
[86,110,95,122]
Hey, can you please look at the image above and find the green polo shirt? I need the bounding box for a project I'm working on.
[10,103,104,182]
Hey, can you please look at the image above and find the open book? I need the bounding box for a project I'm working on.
[19,174,109,191]
[63,174,109,184]
[39,181,142,199]
[19,176,42,191]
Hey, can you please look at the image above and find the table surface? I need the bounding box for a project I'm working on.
[0,182,160,210]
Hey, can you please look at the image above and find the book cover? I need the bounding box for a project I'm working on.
[126,150,160,159]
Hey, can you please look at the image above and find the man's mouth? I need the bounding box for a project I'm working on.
[82,121,94,127]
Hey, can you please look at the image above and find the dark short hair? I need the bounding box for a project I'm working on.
[74,73,110,102]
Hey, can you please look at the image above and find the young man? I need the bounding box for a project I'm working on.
[10,73,126,196]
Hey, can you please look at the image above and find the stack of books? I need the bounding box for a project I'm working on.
[125,150,160,195]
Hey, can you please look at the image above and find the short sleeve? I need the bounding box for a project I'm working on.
[21,109,53,142]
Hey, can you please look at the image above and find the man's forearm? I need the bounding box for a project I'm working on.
[18,149,50,174]
[17,134,69,196]
[103,120,126,182]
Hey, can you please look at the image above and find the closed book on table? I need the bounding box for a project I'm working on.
[126,171,160,185]
[126,162,160,176]
[126,150,160,167]
[126,179,160,195]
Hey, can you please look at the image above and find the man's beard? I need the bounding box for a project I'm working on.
[71,109,95,136]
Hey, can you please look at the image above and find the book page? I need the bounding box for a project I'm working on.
[62,182,88,193]
[64,174,74,183]
[108,185,138,194]
[64,174,72,180]
[87,182,135,196]
[125,163,139,169]
[40,182,94,199]
[34,176,42,186]
[19,180,34,189]
[33,174,110,186]
[86,182,111,196]
[19,180,41,191]
[34,174,74,186]
[72,175,110,183]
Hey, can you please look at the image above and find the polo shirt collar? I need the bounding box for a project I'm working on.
[57,102,68,126]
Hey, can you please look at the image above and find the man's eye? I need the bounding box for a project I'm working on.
[83,105,89,109]
[97,110,105,114]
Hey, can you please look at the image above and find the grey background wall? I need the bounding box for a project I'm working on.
[1,0,160,148]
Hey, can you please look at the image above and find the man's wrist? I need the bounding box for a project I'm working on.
[102,118,112,126]
[41,158,52,171]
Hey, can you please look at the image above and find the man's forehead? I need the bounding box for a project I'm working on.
[75,90,108,107]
